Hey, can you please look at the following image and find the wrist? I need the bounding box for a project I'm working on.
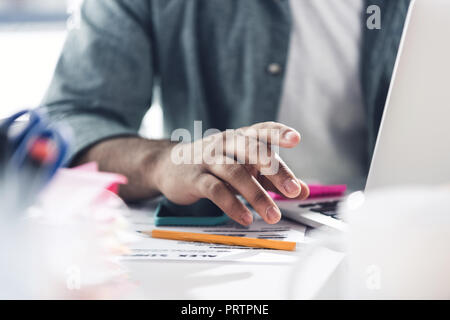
[143,140,176,192]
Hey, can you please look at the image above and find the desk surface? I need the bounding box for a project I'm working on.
[122,204,344,300]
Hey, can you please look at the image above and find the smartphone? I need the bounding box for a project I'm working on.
[154,197,229,226]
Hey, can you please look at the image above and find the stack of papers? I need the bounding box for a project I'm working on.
[122,209,307,263]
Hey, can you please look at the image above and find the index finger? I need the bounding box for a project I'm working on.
[236,122,301,148]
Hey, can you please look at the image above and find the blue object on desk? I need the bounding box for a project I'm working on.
[0,109,69,189]
[154,198,230,226]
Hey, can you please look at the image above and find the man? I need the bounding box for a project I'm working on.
[43,0,410,226]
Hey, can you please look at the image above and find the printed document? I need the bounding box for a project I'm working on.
[122,209,307,263]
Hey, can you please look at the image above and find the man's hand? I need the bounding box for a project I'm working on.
[77,122,309,226]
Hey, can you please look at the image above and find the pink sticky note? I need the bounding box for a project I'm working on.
[268,184,347,201]
[39,167,128,215]
[267,191,286,201]
[70,162,126,194]
[72,162,99,172]
[307,184,347,198]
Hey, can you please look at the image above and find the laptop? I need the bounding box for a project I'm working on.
[278,0,450,231]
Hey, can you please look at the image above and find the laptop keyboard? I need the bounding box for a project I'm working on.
[299,200,340,219]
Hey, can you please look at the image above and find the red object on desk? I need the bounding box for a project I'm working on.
[28,138,57,164]
[268,184,347,200]
[72,162,128,195]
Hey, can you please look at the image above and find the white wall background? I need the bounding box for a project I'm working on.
[0,8,163,138]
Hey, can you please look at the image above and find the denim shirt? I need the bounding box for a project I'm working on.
[42,0,410,162]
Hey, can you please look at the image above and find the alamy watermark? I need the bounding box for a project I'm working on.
[66,265,81,291]
[366,264,382,291]
[367,5,382,30]
[170,121,281,175]
[66,2,381,31]
[67,0,83,30]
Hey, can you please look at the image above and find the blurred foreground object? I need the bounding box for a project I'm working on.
[0,109,68,215]
[0,163,138,299]
[342,187,450,299]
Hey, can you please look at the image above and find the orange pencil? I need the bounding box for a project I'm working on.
[140,229,296,251]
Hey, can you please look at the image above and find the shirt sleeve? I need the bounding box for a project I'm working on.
[42,0,153,162]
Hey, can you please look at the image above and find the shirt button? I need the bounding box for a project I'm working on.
[267,63,282,75]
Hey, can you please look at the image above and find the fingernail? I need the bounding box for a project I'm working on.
[284,131,298,142]
[284,179,301,195]
[266,206,281,223]
[299,180,310,199]
[241,213,253,225]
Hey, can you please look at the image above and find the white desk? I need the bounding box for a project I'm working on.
[122,204,345,300]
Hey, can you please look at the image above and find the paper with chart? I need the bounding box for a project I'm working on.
[122,210,307,263]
